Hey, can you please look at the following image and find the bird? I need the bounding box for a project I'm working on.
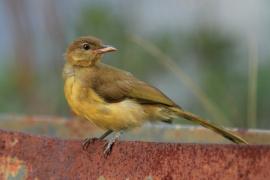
[63,36,248,155]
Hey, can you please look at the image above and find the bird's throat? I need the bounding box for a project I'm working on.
[62,63,75,79]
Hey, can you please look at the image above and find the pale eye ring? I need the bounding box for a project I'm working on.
[82,43,90,50]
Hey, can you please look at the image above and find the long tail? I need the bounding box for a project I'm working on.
[172,108,248,144]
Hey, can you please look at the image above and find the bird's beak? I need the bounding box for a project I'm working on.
[95,45,117,54]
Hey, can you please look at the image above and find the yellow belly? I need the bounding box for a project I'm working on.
[64,77,146,131]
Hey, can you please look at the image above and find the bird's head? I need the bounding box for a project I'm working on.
[65,36,117,66]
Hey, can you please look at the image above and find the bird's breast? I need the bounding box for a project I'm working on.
[64,76,146,131]
[64,76,104,115]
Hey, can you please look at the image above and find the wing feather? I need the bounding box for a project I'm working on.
[92,64,177,107]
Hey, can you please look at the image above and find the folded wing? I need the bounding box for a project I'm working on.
[92,64,177,107]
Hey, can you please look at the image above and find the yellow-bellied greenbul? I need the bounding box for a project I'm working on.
[63,36,248,155]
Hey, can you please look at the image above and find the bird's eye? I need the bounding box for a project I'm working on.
[82,43,90,50]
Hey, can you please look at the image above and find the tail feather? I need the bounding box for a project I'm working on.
[172,108,248,144]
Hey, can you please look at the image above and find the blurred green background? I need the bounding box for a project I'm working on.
[0,0,269,129]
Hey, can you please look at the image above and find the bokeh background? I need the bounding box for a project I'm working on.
[0,0,269,130]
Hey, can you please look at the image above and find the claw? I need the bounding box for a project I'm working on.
[82,131,123,156]
[102,131,122,157]
[82,130,113,151]
[103,140,115,156]
[82,137,98,150]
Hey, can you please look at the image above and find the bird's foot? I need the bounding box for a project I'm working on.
[103,139,115,157]
[103,131,122,157]
[82,129,113,151]
[82,137,98,150]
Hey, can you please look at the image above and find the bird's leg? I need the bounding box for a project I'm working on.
[99,129,114,139]
[82,129,113,150]
[103,131,123,156]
